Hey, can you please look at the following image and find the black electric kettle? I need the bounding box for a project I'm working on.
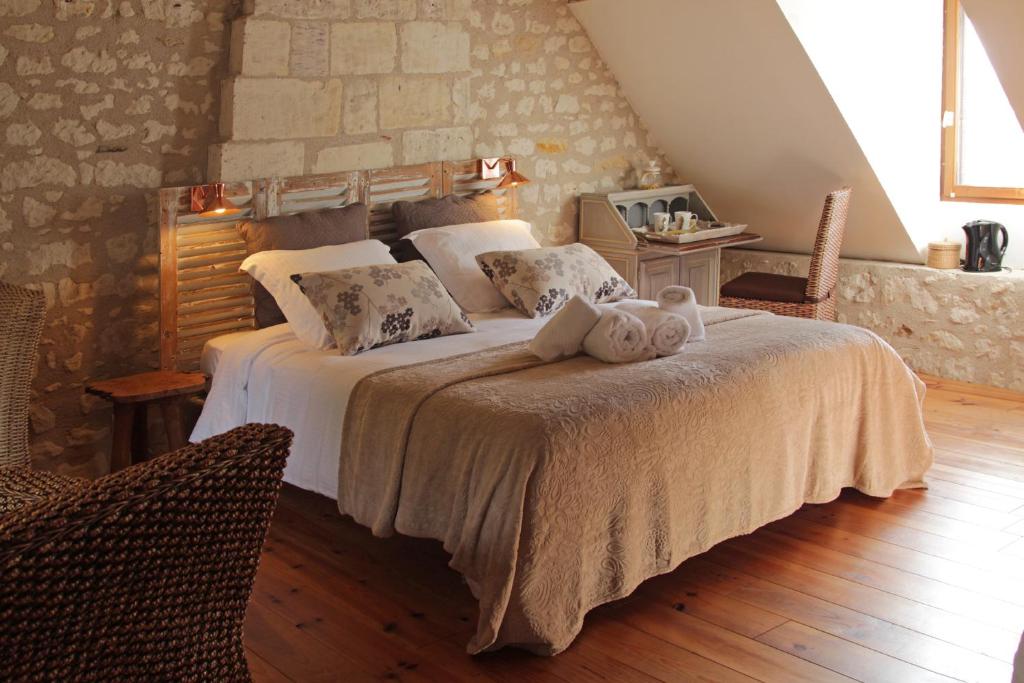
[961,220,1008,272]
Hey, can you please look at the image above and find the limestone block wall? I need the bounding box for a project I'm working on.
[0,0,235,477]
[212,0,670,244]
[2,0,667,478]
[722,250,1024,392]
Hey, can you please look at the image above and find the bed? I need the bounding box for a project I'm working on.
[192,309,549,498]
[161,160,934,656]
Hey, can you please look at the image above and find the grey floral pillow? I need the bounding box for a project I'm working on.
[292,261,474,355]
[476,243,635,318]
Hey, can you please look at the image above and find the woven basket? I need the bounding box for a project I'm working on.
[927,241,961,269]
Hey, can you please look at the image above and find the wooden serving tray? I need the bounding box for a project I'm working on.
[639,232,763,254]
[632,222,748,244]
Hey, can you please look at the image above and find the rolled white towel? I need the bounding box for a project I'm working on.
[616,302,691,356]
[657,286,705,341]
[582,309,655,363]
[528,295,603,361]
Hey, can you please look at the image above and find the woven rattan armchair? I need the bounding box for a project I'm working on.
[0,423,293,682]
[720,188,852,321]
[0,281,84,513]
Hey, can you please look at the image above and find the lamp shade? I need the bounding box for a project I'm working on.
[497,168,530,188]
[196,183,240,217]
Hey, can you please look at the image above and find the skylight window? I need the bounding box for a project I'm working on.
[941,0,1024,203]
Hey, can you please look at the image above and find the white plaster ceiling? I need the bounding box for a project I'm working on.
[571,0,921,263]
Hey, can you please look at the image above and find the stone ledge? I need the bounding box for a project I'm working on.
[724,248,1023,283]
[721,249,1023,392]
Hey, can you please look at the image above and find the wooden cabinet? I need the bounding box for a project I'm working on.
[616,248,723,305]
[637,256,679,300]
[579,187,760,306]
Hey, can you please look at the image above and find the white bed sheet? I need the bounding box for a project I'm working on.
[193,309,577,497]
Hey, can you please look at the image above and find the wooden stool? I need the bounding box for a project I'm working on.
[86,371,208,473]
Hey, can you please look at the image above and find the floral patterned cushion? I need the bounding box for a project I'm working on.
[292,261,475,355]
[475,243,635,318]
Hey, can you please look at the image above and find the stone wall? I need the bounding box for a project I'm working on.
[722,249,1024,392]
[212,0,670,245]
[3,0,667,477]
[1,0,237,477]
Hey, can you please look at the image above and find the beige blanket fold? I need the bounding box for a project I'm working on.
[339,307,933,655]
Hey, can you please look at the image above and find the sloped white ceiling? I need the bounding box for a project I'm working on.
[571,0,921,263]
[777,0,1024,269]
[962,0,1024,131]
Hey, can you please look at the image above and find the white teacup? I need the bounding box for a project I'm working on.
[674,211,697,232]
[652,212,673,232]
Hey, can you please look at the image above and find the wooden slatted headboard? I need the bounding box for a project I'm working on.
[158,159,518,372]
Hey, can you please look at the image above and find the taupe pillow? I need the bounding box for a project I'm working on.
[238,203,369,327]
[476,243,636,318]
[392,193,499,237]
[292,261,474,356]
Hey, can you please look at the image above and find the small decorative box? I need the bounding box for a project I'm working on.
[927,241,961,269]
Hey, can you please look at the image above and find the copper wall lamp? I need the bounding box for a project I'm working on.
[479,158,531,188]
[190,182,241,217]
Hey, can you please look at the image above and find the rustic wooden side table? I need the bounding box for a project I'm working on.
[86,371,208,473]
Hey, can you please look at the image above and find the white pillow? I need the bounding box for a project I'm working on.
[239,240,396,349]
[405,219,542,312]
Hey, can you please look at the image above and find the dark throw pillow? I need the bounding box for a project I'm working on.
[391,192,499,238]
[238,203,369,327]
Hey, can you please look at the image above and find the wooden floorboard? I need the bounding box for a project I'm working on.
[756,621,957,683]
[701,539,1021,663]
[246,374,1024,682]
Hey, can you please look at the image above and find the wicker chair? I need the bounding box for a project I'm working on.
[0,281,84,513]
[720,188,852,321]
[0,423,293,682]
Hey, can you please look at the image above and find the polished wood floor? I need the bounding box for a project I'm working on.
[244,375,1024,682]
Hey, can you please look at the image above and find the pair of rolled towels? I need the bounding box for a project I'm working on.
[528,286,706,363]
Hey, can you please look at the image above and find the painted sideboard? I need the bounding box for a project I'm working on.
[579,186,761,304]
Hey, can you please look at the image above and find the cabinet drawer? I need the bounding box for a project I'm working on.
[638,257,680,300]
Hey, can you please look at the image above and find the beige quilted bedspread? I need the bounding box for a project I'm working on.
[338,308,933,655]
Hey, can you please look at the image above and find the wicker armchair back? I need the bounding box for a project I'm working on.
[804,187,852,303]
[0,282,46,469]
[0,423,293,682]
